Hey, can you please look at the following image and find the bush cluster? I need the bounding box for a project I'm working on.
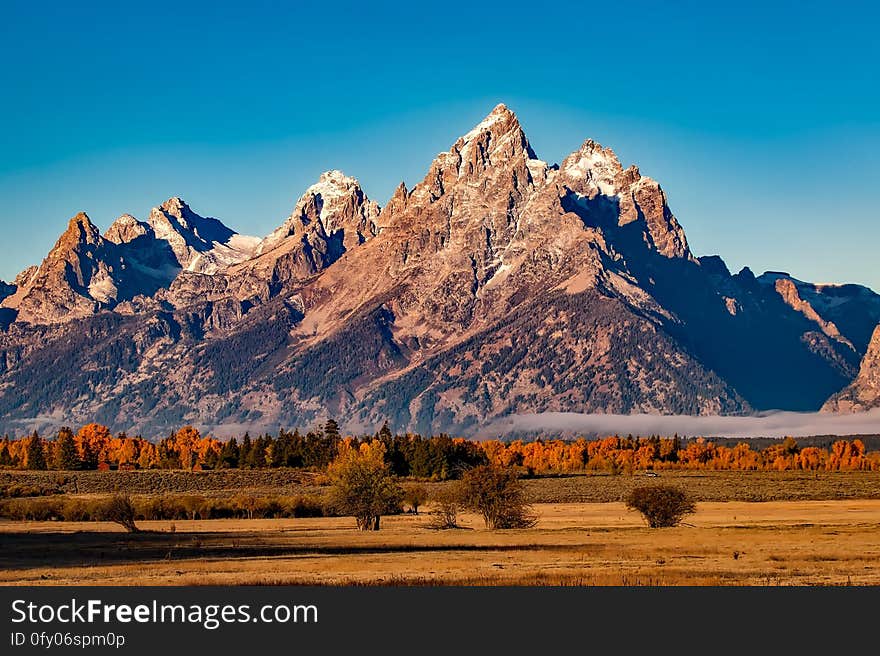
[625,484,696,528]
[0,493,328,522]
[0,483,63,499]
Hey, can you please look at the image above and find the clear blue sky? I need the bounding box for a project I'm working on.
[1,1,877,288]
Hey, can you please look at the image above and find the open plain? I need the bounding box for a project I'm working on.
[2,495,879,586]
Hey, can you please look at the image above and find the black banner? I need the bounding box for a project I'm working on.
[0,586,875,654]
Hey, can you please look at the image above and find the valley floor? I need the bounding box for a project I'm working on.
[2,500,880,586]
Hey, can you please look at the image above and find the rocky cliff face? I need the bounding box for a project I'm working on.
[104,214,151,245]
[1,213,132,323]
[232,171,379,298]
[0,103,877,435]
[757,272,880,353]
[822,325,880,412]
[257,170,379,257]
[147,197,260,274]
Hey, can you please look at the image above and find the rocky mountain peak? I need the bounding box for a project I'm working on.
[159,196,189,217]
[378,182,409,227]
[148,198,257,273]
[255,170,379,259]
[560,139,625,197]
[401,104,542,214]
[305,170,376,235]
[865,325,880,368]
[457,103,527,146]
[104,213,151,245]
[4,212,119,322]
[61,212,103,248]
[454,104,536,173]
[558,137,691,260]
[149,197,200,241]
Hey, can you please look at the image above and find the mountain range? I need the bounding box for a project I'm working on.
[1,104,879,436]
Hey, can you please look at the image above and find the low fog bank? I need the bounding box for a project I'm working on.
[7,410,880,442]
[477,409,880,440]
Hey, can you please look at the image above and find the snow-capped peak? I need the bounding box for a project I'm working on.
[104,213,151,245]
[560,139,624,197]
[148,198,258,273]
[304,170,361,211]
[256,170,379,256]
[459,103,518,143]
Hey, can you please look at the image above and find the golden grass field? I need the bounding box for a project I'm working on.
[3,499,880,586]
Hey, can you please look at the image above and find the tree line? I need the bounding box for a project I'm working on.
[1,421,878,474]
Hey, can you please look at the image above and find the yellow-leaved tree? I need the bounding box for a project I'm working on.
[327,440,404,530]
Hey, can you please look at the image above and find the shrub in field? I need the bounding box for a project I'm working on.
[0,497,63,520]
[626,484,696,528]
[0,483,62,499]
[428,487,462,529]
[61,499,100,522]
[282,495,326,518]
[0,491,331,523]
[138,495,186,520]
[403,484,429,514]
[101,494,140,533]
[459,465,537,529]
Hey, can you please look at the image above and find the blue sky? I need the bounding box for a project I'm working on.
[1,1,877,288]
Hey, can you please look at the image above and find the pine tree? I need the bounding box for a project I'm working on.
[324,419,341,441]
[219,437,240,469]
[287,429,305,468]
[202,447,220,470]
[246,436,267,468]
[239,433,252,469]
[0,439,12,468]
[25,432,47,470]
[52,427,80,470]
[269,431,289,468]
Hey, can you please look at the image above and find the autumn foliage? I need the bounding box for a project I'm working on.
[0,424,879,475]
[327,440,404,530]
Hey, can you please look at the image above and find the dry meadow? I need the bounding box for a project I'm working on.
[2,499,879,586]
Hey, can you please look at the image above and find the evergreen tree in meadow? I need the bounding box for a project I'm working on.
[219,437,240,469]
[51,427,80,470]
[25,432,47,470]
[0,439,12,468]
[245,435,267,468]
[239,433,252,469]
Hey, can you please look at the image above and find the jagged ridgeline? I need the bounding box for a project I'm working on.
[1,104,879,437]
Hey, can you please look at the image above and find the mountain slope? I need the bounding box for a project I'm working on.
[0,103,877,435]
[262,104,748,431]
[822,325,880,412]
[229,170,379,299]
